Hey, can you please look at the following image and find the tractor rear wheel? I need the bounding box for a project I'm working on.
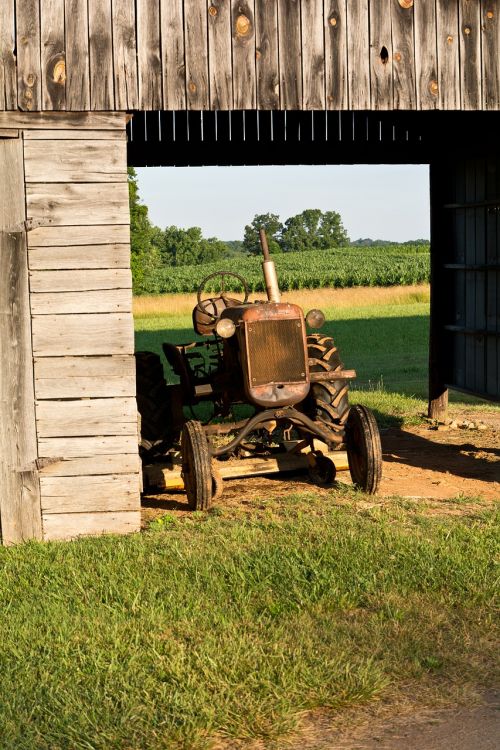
[306,334,350,428]
[135,351,174,458]
[345,405,382,494]
[181,420,214,510]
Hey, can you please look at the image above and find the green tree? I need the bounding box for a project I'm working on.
[281,209,349,252]
[128,167,161,291]
[160,226,228,266]
[243,213,283,255]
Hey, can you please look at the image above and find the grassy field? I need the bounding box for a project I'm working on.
[0,495,498,749]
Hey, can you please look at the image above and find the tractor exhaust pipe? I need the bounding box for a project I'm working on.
[259,229,281,303]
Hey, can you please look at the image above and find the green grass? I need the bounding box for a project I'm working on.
[0,497,498,749]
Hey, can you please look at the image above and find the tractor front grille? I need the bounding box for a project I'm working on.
[246,318,307,387]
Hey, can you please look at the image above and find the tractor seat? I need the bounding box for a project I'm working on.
[162,342,213,402]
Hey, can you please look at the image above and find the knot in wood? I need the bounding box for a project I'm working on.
[188,81,197,94]
[464,26,471,35]
[487,10,494,20]
[447,35,453,44]
[26,73,35,87]
[398,0,413,7]
[236,14,251,37]
[329,16,337,27]
[429,80,439,96]
[394,51,402,63]
[52,60,66,84]
[208,5,217,17]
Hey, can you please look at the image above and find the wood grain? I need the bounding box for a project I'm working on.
[112,0,139,109]
[26,183,130,226]
[30,289,132,315]
[28,244,131,270]
[458,0,481,110]
[255,0,279,108]
[481,1,500,110]
[302,0,325,109]
[38,453,141,477]
[65,0,90,110]
[324,1,348,109]
[40,0,66,110]
[88,0,114,110]
[28,224,130,248]
[16,0,42,111]
[207,1,232,110]
[35,374,136,399]
[30,269,132,292]
[161,0,186,109]
[185,0,209,109]
[32,313,134,356]
[24,129,126,140]
[436,0,460,109]
[137,0,163,109]
[42,511,141,541]
[0,139,42,544]
[39,435,139,458]
[35,355,135,379]
[24,140,127,183]
[36,397,138,438]
[0,112,126,129]
[0,1,17,109]
[369,0,392,110]
[346,0,370,109]
[414,0,438,109]
[41,475,140,513]
[277,0,302,109]
[232,1,256,110]
[391,0,416,109]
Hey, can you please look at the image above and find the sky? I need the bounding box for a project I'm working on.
[136,164,430,243]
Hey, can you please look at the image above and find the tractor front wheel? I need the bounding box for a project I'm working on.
[306,334,350,427]
[181,420,215,510]
[345,405,382,494]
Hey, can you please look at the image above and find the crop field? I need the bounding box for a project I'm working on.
[139,244,430,295]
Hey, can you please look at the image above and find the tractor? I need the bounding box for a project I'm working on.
[136,230,382,509]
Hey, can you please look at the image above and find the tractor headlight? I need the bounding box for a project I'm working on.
[305,309,325,329]
[215,317,236,338]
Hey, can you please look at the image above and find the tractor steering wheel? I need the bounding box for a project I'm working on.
[196,271,250,320]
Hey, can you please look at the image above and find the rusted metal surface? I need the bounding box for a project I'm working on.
[309,369,357,382]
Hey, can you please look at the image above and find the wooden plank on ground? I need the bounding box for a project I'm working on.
[29,244,131,270]
[324,1,348,109]
[391,0,416,109]
[40,0,66,110]
[137,0,163,109]
[369,0,393,110]
[65,0,90,110]
[24,140,127,183]
[32,313,134,356]
[0,0,17,109]
[112,0,139,109]
[277,0,302,109]
[30,269,132,292]
[43,511,141,541]
[26,183,130,226]
[184,0,209,109]
[35,354,135,379]
[36,397,138,438]
[346,0,370,109]
[302,0,325,109]
[41,475,140,513]
[232,1,256,110]
[38,454,141,477]
[39,435,139,458]
[436,0,461,109]
[414,0,438,109]
[255,0,279,109]
[16,0,42,111]
[28,224,130,248]
[459,0,481,110]
[0,139,42,544]
[31,288,132,315]
[208,0,233,110]
[88,0,114,110]
[161,0,186,109]
[0,112,126,129]
[481,1,500,110]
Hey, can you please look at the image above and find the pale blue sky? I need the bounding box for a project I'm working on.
[136,164,429,242]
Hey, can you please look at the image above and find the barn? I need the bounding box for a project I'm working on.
[0,0,498,544]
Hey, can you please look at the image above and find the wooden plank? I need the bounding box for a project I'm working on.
[0,0,17,109]
[369,0,393,110]
[414,0,438,109]
[324,1,348,109]
[112,0,139,109]
[0,112,126,129]
[436,0,461,109]
[16,0,42,111]
[26,183,130,226]
[232,1,256,109]
[184,0,209,109]
[31,289,132,315]
[28,224,130,248]
[41,475,140,513]
[35,355,135,379]
[277,0,302,109]
[36,374,136,399]
[36,397,138,438]
[301,0,325,109]
[255,0,279,108]
[25,129,126,140]
[39,435,139,458]
[0,139,42,544]
[459,0,481,110]
[29,244,131,270]
[137,0,163,109]
[24,140,127,183]
[30,269,132,292]
[39,454,141,477]
[65,0,90,110]
[32,313,134,356]
[208,0,233,110]
[88,0,114,110]
[391,0,416,109]
[346,0,370,109]
[0,129,18,137]
[161,0,186,109]
[40,0,66,110]
[481,1,500,110]
[42,511,141,541]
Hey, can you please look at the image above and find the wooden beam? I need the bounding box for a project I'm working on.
[369,0,393,110]
[184,0,209,109]
[32,313,134,356]
[324,1,348,109]
[112,0,139,109]
[255,0,279,109]
[42,511,141,541]
[277,0,302,109]
[346,0,370,109]
[65,0,90,110]
[16,0,42,111]
[302,0,325,109]
[161,0,186,109]
[40,0,66,110]
[88,0,114,110]
[436,0,461,110]
[391,0,416,109]
[137,0,163,109]
[232,1,256,109]
[26,182,130,226]
[41,474,140,513]
[28,244,131,270]
[0,112,126,129]
[24,140,127,183]
[0,0,17,109]
[208,0,233,110]
[414,0,438,109]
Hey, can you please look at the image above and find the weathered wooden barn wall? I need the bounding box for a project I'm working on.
[1,1,499,113]
[0,113,141,543]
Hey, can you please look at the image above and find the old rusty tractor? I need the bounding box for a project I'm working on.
[136,231,382,509]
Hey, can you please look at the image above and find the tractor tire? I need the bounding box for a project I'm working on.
[345,405,382,494]
[181,420,213,510]
[306,334,350,428]
[135,351,174,458]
